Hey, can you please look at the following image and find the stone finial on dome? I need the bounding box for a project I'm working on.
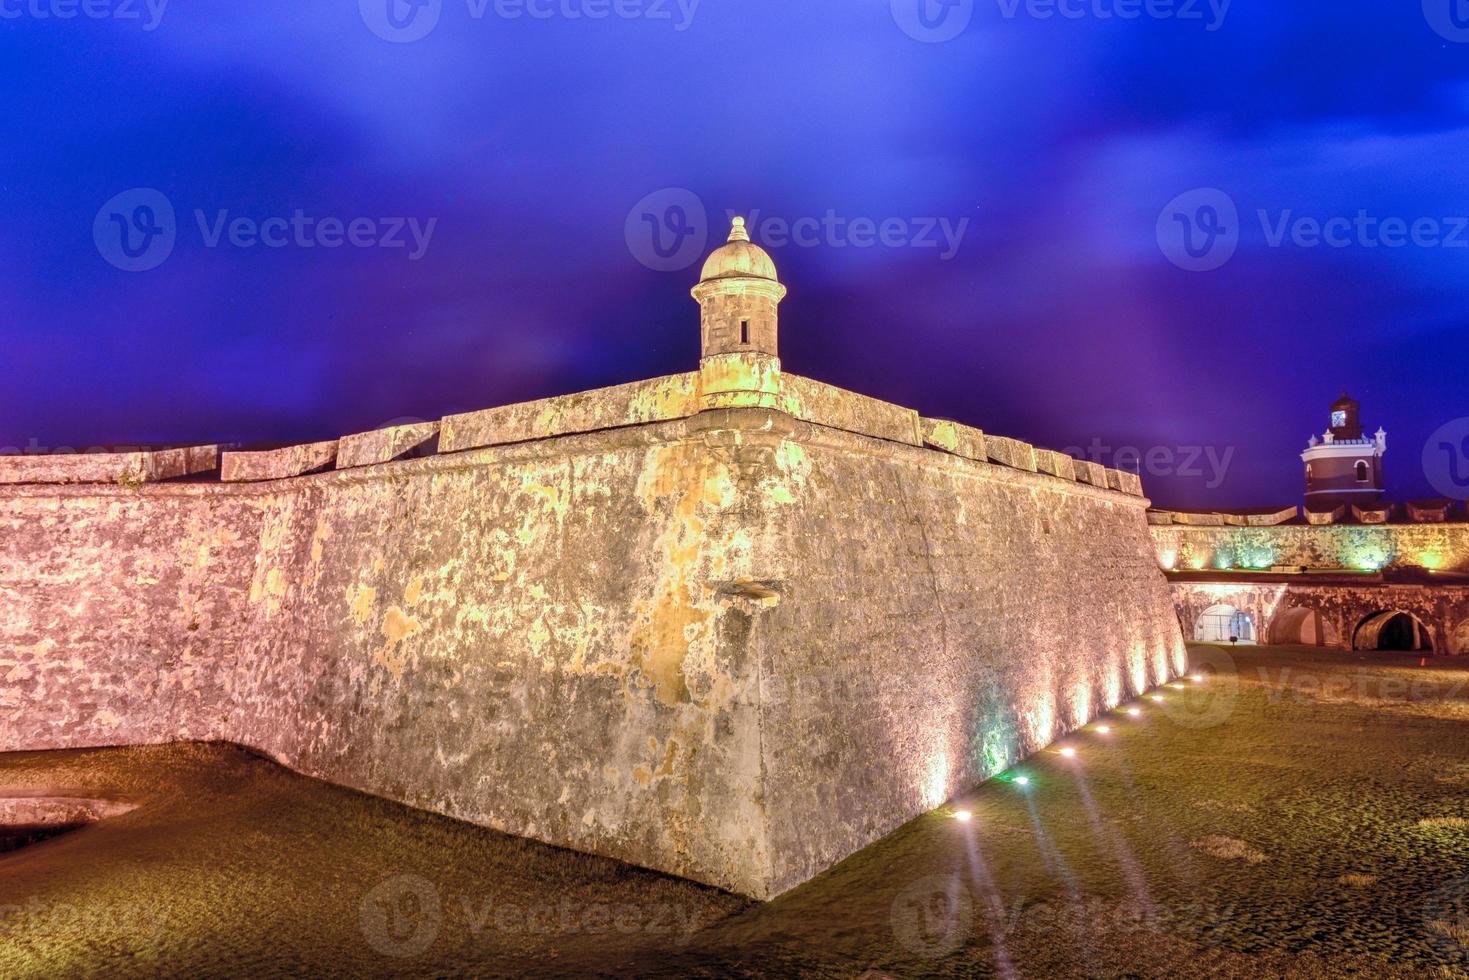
[698,216,781,285]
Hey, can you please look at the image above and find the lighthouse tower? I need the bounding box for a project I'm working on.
[1302,391,1386,509]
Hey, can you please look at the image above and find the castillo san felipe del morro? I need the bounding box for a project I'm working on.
[7,215,1255,900]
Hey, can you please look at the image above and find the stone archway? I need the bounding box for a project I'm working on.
[1270,606,1340,648]
[1354,610,1434,653]
[1195,603,1256,644]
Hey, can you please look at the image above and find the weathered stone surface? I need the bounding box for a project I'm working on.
[1106,469,1144,497]
[0,795,136,825]
[1353,503,1392,525]
[221,441,338,482]
[920,418,987,462]
[778,373,921,446]
[0,422,770,895]
[0,446,217,486]
[1203,507,1303,527]
[336,422,440,469]
[1408,500,1452,523]
[0,406,1182,901]
[0,484,264,750]
[699,353,783,411]
[986,435,1037,472]
[1073,460,1108,487]
[1307,504,1347,526]
[750,415,1180,897]
[1034,448,1076,481]
[440,374,700,453]
[1175,511,1226,527]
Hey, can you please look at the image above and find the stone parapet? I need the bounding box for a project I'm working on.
[1074,460,1108,488]
[919,418,987,462]
[222,441,338,482]
[777,373,921,447]
[337,421,440,470]
[0,446,217,486]
[1176,512,1226,527]
[1354,503,1393,525]
[1034,449,1077,482]
[441,373,702,453]
[1106,469,1144,497]
[1150,507,1300,527]
[986,435,1037,472]
[1409,500,1453,523]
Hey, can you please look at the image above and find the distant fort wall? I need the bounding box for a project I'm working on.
[1150,512,1469,655]
[0,371,1179,899]
[1150,521,1469,575]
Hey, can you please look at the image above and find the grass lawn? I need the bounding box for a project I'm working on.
[1,643,1467,978]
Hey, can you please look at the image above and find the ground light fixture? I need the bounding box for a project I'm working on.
[953,809,973,822]
[1014,776,1030,787]
[1058,746,1077,758]
[1126,708,1142,716]
[1095,725,1111,734]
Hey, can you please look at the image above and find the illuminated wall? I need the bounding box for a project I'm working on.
[1151,524,1469,574]
[0,386,1179,900]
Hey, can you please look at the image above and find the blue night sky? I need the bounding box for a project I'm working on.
[2,0,1467,508]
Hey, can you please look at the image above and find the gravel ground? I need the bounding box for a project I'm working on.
[1,643,1467,978]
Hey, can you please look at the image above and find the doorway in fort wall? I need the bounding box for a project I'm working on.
[1194,603,1256,644]
[1270,606,1341,648]
[1353,610,1435,653]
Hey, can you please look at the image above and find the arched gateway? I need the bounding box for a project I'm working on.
[1271,606,1339,647]
[1354,610,1434,652]
[1195,603,1256,644]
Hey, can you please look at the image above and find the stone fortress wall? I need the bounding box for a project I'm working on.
[0,220,1184,899]
[0,369,1180,898]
